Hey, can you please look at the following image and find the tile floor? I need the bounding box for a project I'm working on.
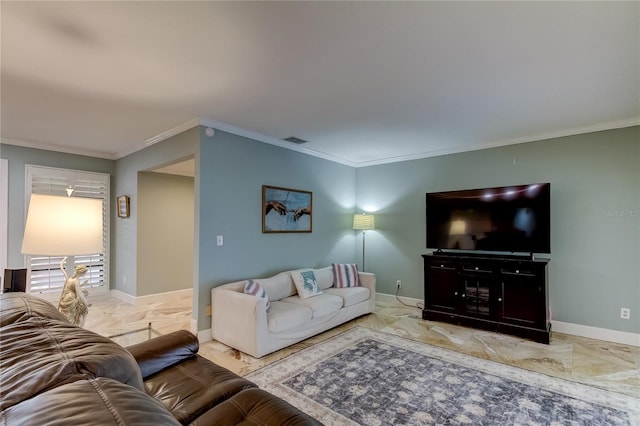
[84,293,639,399]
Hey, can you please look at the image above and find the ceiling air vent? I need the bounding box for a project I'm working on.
[284,136,309,145]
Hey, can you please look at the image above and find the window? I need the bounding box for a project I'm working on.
[25,165,110,297]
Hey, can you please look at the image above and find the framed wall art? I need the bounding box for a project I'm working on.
[262,185,312,233]
[117,195,130,218]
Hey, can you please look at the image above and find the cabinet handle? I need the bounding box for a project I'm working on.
[454,292,458,296]
[461,294,465,298]
[475,266,479,270]
[441,264,444,268]
[498,298,502,302]
[516,270,519,274]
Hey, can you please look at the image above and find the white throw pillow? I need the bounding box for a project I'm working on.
[291,269,323,299]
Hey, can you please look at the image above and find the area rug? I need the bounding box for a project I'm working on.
[246,327,639,425]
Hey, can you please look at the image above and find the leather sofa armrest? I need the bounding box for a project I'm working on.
[127,330,199,379]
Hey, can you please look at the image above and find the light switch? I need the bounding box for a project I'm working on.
[216,235,224,246]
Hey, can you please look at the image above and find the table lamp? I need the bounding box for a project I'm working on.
[21,194,103,322]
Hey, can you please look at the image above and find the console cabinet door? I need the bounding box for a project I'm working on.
[426,261,459,313]
[498,267,545,328]
[462,276,494,319]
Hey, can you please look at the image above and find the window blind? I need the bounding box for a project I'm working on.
[25,166,110,296]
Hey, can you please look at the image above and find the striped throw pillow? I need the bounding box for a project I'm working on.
[332,263,360,288]
[244,279,271,313]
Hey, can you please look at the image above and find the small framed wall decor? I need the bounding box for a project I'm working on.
[262,185,312,233]
[117,195,130,218]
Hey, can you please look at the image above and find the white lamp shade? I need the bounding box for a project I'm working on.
[21,194,103,256]
[353,214,375,230]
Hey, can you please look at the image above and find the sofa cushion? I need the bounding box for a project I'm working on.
[291,269,323,299]
[244,280,271,313]
[314,266,334,290]
[0,377,181,426]
[1,316,144,410]
[332,263,360,288]
[189,388,322,426]
[324,286,371,307]
[254,272,297,301]
[142,354,257,425]
[281,294,343,319]
[267,301,313,333]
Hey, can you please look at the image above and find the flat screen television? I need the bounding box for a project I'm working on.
[426,183,551,254]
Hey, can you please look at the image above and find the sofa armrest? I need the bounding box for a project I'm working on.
[358,271,376,291]
[126,330,198,379]
[211,287,269,356]
[358,271,376,310]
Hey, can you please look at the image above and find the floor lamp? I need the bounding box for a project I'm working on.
[353,213,375,271]
[21,194,103,324]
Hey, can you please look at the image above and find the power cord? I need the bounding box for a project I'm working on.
[395,285,425,310]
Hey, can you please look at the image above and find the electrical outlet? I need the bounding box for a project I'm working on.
[620,307,630,320]
[396,280,402,288]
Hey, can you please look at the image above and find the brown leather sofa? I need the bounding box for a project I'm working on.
[0,292,322,425]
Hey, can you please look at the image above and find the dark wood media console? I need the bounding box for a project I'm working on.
[422,253,551,343]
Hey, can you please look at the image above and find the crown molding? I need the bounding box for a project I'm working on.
[197,118,358,167]
[350,117,640,167]
[114,118,201,159]
[0,137,117,160]
[3,117,637,167]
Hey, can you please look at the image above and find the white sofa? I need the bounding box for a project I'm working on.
[211,266,376,358]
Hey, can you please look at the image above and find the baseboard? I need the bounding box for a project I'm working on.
[376,293,639,347]
[109,289,136,304]
[109,288,192,305]
[197,327,212,343]
[552,321,640,347]
[376,292,423,309]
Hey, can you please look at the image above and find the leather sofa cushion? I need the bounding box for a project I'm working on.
[143,354,257,425]
[188,388,323,426]
[0,292,69,326]
[281,294,343,319]
[324,286,371,307]
[127,330,199,379]
[0,377,181,426]
[267,301,313,333]
[1,317,144,410]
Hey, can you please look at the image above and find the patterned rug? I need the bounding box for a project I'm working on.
[246,327,639,425]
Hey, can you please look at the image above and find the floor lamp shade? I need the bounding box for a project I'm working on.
[352,214,375,230]
[21,194,103,256]
[353,213,375,271]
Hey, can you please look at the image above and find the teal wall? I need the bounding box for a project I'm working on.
[356,126,639,334]
[0,144,114,269]
[3,125,638,336]
[113,127,198,296]
[197,128,357,329]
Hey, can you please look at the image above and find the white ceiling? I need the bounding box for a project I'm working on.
[2,1,638,167]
